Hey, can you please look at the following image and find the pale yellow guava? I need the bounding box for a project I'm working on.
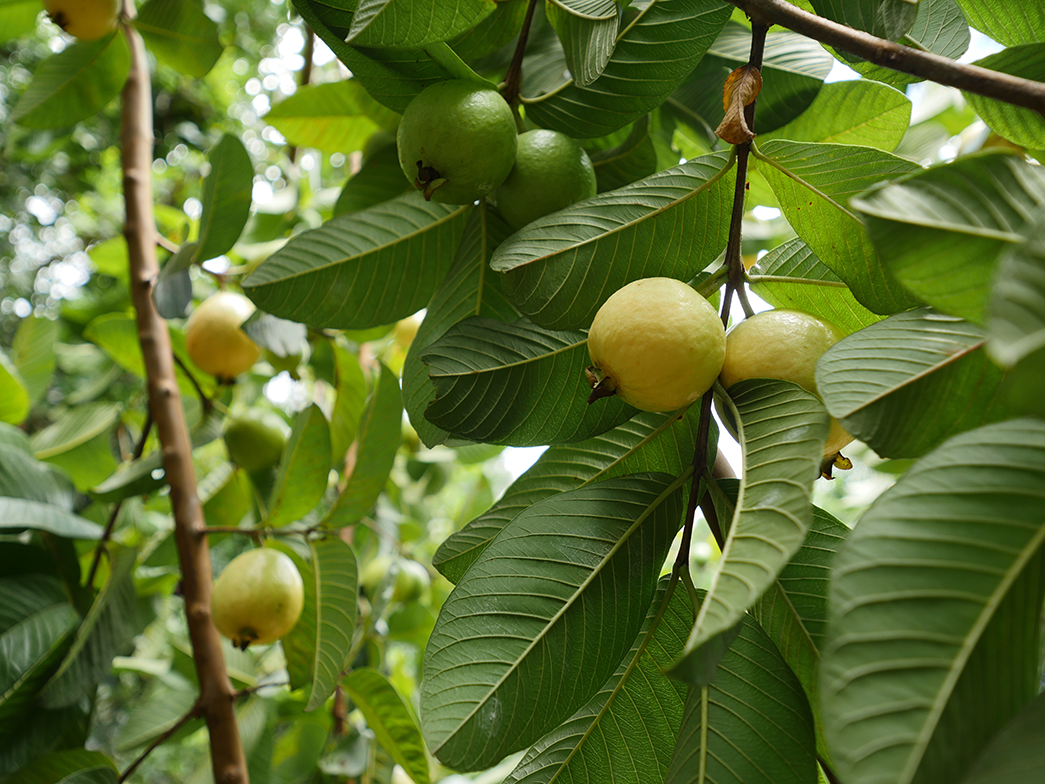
[211,548,304,649]
[43,0,119,40]
[185,291,262,381]
[587,277,725,413]
[719,309,853,457]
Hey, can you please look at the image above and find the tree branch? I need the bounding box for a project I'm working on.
[731,0,1045,116]
[120,20,248,784]
[502,0,541,108]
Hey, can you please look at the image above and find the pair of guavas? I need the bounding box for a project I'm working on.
[586,278,853,460]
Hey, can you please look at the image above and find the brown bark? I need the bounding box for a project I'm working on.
[120,23,249,784]
[731,0,1045,117]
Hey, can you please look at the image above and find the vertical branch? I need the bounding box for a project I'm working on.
[502,0,541,107]
[120,19,249,784]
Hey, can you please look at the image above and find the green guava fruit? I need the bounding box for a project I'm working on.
[211,548,304,649]
[495,129,597,230]
[184,291,262,381]
[223,410,290,472]
[397,80,518,205]
[587,277,726,413]
[44,0,119,40]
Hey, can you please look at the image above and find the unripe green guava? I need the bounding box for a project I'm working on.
[223,410,290,472]
[211,548,304,649]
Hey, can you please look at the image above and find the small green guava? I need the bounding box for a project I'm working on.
[397,80,518,204]
[211,548,304,650]
[719,309,853,458]
[494,129,597,231]
[223,410,290,472]
[587,278,726,413]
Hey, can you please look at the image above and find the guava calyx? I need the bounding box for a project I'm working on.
[584,365,617,403]
[413,161,448,201]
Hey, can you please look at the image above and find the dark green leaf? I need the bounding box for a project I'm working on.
[347,0,495,48]
[11,33,130,128]
[0,444,77,509]
[545,0,618,88]
[419,317,635,446]
[523,0,732,139]
[4,750,116,784]
[322,363,401,527]
[589,114,660,192]
[962,691,1045,784]
[433,404,709,583]
[665,614,817,784]
[817,308,1015,458]
[333,142,410,217]
[821,419,1045,784]
[0,498,104,539]
[670,379,827,683]
[808,0,918,41]
[344,668,429,784]
[491,152,734,330]
[755,139,922,315]
[421,472,685,771]
[401,203,519,448]
[850,151,1045,324]
[242,192,469,330]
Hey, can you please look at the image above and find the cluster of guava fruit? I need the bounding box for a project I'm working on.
[396,79,597,229]
[585,278,852,462]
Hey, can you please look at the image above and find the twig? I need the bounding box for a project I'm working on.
[287,26,315,165]
[731,0,1045,116]
[156,234,178,254]
[120,14,247,784]
[674,391,716,573]
[502,0,541,106]
[86,410,154,588]
[172,353,211,413]
[119,699,205,783]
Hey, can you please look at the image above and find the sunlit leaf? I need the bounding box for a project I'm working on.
[963,44,1045,149]
[134,0,223,78]
[0,349,30,426]
[265,80,399,155]
[344,668,429,784]
[954,0,1045,46]
[347,0,495,48]
[195,134,253,263]
[265,404,332,528]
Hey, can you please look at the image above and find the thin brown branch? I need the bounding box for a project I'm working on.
[731,0,1045,115]
[119,698,205,783]
[674,391,716,572]
[287,26,315,165]
[86,410,154,588]
[502,0,541,106]
[173,353,211,413]
[120,20,248,784]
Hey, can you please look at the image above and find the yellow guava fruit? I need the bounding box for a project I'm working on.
[43,0,119,40]
[184,291,262,381]
[494,129,597,231]
[223,410,290,472]
[719,309,853,457]
[587,277,726,413]
[397,80,518,204]
[211,548,304,649]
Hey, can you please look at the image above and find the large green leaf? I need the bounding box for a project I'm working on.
[755,139,921,315]
[433,405,709,583]
[10,33,130,128]
[850,151,1045,324]
[195,134,253,263]
[490,152,734,330]
[283,538,359,712]
[347,0,495,47]
[964,44,1045,150]
[0,445,76,510]
[748,238,882,335]
[0,349,29,426]
[402,203,520,448]
[522,0,732,139]
[668,22,833,139]
[821,419,1045,784]
[670,379,827,684]
[41,547,140,708]
[344,668,429,784]
[265,404,332,528]
[265,81,399,155]
[242,191,469,330]
[334,141,410,217]
[760,80,911,150]
[589,115,662,192]
[4,750,117,784]
[545,0,619,88]
[322,362,401,527]
[988,210,1045,368]
[955,0,1045,45]
[665,614,816,784]
[134,0,223,78]
[809,0,918,41]
[291,0,444,113]
[419,317,635,446]
[816,308,1014,458]
[504,581,690,784]
[0,498,104,539]
[421,472,685,771]
[961,691,1045,783]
